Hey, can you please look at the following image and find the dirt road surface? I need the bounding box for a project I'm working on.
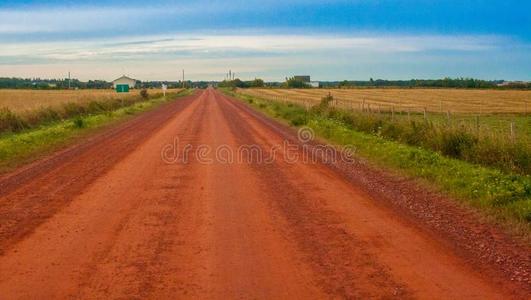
[0,89,528,299]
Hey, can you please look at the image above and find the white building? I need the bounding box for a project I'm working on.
[112,75,137,89]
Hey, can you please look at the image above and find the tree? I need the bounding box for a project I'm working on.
[250,78,265,88]
[338,80,351,88]
[284,77,310,88]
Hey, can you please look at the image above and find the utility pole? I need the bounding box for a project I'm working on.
[182,69,185,88]
[68,71,71,89]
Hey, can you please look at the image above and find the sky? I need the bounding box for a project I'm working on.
[0,0,530,81]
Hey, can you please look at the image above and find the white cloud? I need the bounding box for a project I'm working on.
[0,33,525,81]
[0,33,508,58]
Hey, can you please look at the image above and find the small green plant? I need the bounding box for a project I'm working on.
[290,115,308,126]
[73,117,85,128]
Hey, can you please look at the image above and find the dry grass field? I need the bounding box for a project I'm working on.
[238,87,531,140]
[0,88,182,112]
[238,88,531,114]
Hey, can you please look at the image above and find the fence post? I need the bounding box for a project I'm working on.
[407,107,411,122]
[423,107,427,121]
[446,111,451,126]
[510,121,515,142]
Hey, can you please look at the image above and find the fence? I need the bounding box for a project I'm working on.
[238,90,530,143]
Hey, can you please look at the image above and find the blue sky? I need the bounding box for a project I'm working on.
[0,0,529,81]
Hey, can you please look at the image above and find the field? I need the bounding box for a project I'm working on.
[239,88,531,114]
[0,88,182,112]
[238,88,531,139]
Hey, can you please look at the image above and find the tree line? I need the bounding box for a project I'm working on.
[0,77,197,89]
[2,76,529,90]
[0,78,112,89]
[325,78,530,89]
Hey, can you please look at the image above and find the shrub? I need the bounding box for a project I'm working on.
[0,108,27,132]
[73,117,85,128]
[290,115,308,126]
[440,130,477,158]
[29,107,62,126]
[62,102,86,118]
[140,89,149,99]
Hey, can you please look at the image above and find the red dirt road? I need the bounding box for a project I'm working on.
[0,89,527,299]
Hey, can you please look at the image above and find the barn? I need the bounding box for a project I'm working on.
[294,75,320,88]
[111,75,137,89]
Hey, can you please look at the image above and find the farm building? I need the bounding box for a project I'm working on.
[111,75,137,89]
[294,75,320,88]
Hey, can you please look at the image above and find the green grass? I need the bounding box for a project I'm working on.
[0,89,184,135]
[386,112,530,138]
[0,89,192,173]
[223,89,531,232]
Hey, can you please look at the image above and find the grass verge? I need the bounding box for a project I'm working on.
[223,89,531,233]
[0,89,192,173]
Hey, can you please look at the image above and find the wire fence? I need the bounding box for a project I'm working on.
[238,90,530,143]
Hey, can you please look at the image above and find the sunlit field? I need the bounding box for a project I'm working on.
[0,89,182,112]
[239,88,531,114]
[238,88,531,138]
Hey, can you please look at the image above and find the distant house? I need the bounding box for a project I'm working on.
[112,75,137,89]
[294,75,320,88]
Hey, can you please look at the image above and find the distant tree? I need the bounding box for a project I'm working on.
[250,78,265,88]
[218,78,249,88]
[284,77,310,88]
[338,80,351,88]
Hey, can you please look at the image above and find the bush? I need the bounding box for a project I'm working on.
[0,108,27,132]
[73,117,85,128]
[440,130,477,158]
[140,89,149,99]
[62,102,86,118]
[290,115,308,126]
[29,107,62,126]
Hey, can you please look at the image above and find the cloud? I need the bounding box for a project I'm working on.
[0,33,510,60]
[1,32,525,81]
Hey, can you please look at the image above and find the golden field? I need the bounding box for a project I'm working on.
[0,88,182,112]
[238,88,531,114]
